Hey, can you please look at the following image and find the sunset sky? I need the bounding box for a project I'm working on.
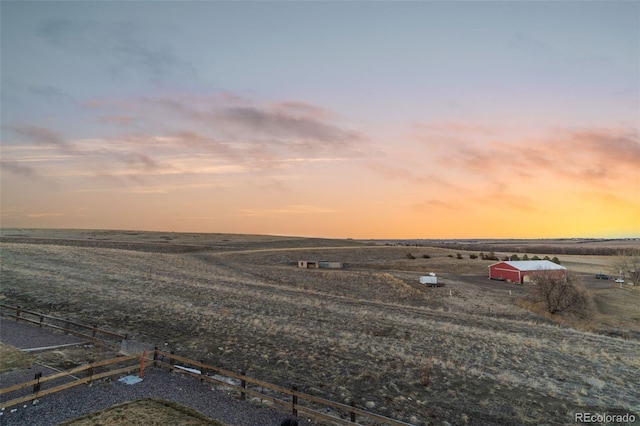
[1,1,638,239]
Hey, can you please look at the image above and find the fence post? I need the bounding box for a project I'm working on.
[350,401,357,423]
[240,371,246,400]
[153,346,158,368]
[169,351,175,370]
[65,318,71,335]
[92,325,98,340]
[292,385,298,417]
[39,315,44,328]
[87,359,95,384]
[199,359,205,383]
[16,306,21,322]
[139,351,146,378]
[33,372,42,394]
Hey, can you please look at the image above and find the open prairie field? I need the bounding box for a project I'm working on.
[1,229,639,425]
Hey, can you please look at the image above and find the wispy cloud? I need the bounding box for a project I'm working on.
[412,198,458,211]
[413,122,639,187]
[37,18,195,81]
[0,160,37,177]
[237,204,337,217]
[75,93,365,183]
[366,163,457,189]
[27,213,63,218]
[269,100,334,119]
[99,115,135,126]
[4,123,69,149]
[131,93,363,151]
[387,121,640,220]
[219,106,357,144]
[2,93,364,196]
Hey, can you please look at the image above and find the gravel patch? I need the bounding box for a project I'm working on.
[1,367,310,426]
[0,318,87,350]
[0,363,76,405]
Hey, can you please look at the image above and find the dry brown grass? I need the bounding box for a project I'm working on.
[58,398,225,425]
[1,230,639,425]
[0,343,33,373]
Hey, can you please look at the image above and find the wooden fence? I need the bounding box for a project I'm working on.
[0,304,127,343]
[0,352,149,409]
[1,348,413,426]
[154,349,413,426]
[0,304,412,425]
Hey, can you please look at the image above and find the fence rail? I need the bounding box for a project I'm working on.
[1,347,413,426]
[0,305,412,425]
[0,352,149,409]
[153,349,412,425]
[0,304,127,343]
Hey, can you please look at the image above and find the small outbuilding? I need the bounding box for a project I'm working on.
[298,261,343,269]
[318,261,343,269]
[488,260,566,284]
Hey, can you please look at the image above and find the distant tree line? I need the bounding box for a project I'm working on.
[430,242,623,256]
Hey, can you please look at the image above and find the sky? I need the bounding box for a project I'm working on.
[1,1,639,239]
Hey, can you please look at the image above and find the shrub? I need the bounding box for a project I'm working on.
[531,255,540,260]
[469,254,478,259]
[510,254,520,261]
[485,252,499,261]
[422,254,430,259]
[551,256,561,264]
[529,271,594,318]
[456,253,463,259]
[406,253,416,259]
[522,254,529,260]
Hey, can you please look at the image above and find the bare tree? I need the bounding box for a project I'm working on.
[530,270,594,318]
[614,250,640,285]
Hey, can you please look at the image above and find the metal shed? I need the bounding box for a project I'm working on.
[298,261,343,269]
[488,260,566,284]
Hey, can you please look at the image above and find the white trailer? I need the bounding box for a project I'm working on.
[420,274,439,286]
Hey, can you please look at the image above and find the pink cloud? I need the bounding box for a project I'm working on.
[0,160,37,177]
[366,162,457,189]
[413,123,638,187]
[99,115,134,126]
[85,92,362,149]
[5,123,68,149]
[268,100,334,120]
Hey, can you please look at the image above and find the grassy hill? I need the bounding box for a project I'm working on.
[1,229,638,425]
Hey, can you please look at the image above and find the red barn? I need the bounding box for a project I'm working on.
[488,260,566,284]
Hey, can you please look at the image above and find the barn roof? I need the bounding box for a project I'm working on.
[490,260,566,271]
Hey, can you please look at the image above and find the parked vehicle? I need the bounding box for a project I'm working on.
[615,278,624,283]
[595,274,610,280]
[420,274,443,287]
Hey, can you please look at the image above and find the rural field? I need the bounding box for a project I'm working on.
[1,229,639,425]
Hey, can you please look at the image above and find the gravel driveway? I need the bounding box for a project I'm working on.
[0,317,310,426]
